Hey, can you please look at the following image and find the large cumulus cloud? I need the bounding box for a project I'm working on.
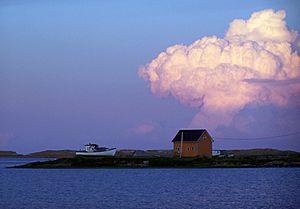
[139,9,300,130]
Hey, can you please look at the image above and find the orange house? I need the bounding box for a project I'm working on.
[172,129,213,158]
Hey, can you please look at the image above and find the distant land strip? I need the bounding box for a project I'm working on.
[1,149,300,169]
[1,148,299,159]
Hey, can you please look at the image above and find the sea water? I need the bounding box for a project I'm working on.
[0,158,299,209]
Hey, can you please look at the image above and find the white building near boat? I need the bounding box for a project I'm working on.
[212,150,221,156]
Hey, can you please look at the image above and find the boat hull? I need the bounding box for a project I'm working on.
[76,148,117,156]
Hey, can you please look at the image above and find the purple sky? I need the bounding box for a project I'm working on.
[1,0,300,153]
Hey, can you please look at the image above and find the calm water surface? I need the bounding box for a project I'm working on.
[1,158,299,209]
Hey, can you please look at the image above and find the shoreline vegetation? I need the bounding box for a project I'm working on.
[2,149,300,168]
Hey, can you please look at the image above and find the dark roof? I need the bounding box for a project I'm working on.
[85,143,98,147]
[172,129,207,142]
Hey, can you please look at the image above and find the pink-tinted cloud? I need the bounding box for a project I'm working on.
[130,123,157,135]
[139,9,300,130]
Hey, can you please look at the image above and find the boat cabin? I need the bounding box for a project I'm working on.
[85,143,99,152]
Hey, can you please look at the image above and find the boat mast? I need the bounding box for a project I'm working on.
[180,131,183,158]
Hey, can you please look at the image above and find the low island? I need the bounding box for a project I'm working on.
[9,149,300,168]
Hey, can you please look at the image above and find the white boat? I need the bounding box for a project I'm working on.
[76,143,117,156]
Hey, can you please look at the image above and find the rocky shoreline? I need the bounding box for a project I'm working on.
[2,148,298,159]
[3,148,300,168]
[11,153,300,169]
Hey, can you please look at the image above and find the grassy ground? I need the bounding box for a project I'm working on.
[13,153,300,168]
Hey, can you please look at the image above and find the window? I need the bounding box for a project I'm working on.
[191,147,194,151]
[203,136,207,140]
[187,147,190,151]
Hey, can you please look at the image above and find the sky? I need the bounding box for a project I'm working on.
[1,0,300,153]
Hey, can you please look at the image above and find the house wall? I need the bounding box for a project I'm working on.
[198,131,212,158]
[173,142,199,157]
[173,131,212,158]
